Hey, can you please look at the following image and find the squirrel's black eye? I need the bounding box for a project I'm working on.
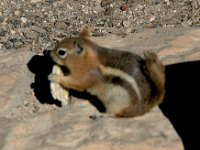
[58,50,66,56]
[57,48,68,58]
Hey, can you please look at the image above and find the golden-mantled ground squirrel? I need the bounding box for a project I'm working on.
[48,28,165,117]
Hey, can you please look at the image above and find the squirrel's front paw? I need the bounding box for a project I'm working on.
[48,74,59,82]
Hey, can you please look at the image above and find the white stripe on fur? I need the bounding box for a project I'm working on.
[99,65,141,101]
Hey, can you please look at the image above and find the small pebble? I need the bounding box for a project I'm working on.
[0,43,4,49]
[21,17,28,23]
[10,30,16,35]
[54,21,67,29]
[122,20,131,28]
[14,10,21,16]
[30,0,42,3]
[150,16,156,22]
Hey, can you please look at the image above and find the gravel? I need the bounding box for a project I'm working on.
[0,0,199,52]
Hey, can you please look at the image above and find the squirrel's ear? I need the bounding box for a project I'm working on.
[80,26,92,37]
[75,39,85,55]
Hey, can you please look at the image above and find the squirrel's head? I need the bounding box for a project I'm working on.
[50,27,93,66]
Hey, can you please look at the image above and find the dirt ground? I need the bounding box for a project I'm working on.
[0,0,199,52]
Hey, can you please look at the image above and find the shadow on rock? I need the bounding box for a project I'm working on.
[160,61,200,150]
[27,51,106,112]
[27,51,62,107]
[69,89,106,113]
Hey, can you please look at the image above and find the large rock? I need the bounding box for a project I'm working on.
[93,28,200,65]
[1,28,200,150]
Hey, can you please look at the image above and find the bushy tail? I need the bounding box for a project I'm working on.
[143,52,165,107]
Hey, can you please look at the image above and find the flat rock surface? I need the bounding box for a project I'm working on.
[1,28,200,150]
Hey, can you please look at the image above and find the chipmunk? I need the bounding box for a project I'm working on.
[48,28,165,117]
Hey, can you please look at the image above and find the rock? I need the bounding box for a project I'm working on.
[149,16,156,22]
[30,0,42,3]
[14,10,21,16]
[1,28,200,150]
[54,21,67,30]
[0,49,36,118]
[31,26,46,34]
[21,17,28,24]
[10,30,16,35]
[91,28,200,65]
[101,0,113,7]
[122,20,131,28]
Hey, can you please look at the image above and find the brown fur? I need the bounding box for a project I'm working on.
[49,28,165,117]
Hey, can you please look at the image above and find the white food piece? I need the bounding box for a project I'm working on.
[50,65,70,106]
